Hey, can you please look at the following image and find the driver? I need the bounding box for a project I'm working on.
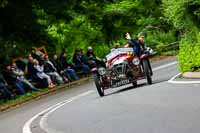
[125,32,153,75]
[125,32,145,56]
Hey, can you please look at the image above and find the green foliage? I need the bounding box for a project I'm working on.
[163,0,200,72]
[162,0,200,30]
[0,0,199,72]
[178,30,200,72]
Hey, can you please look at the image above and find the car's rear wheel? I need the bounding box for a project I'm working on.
[93,73,104,97]
[143,59,152,85]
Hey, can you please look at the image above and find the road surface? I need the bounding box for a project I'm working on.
[1,57,200,133]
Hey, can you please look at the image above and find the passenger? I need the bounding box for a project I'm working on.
[115,43,120,49]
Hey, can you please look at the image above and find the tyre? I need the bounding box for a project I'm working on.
[93,73,104,97]
[143,59,152,85]
[132,81,137,87]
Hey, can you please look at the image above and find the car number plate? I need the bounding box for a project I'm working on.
[113,79,130,87]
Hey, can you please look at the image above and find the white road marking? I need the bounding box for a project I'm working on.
[23,90,94,133]
[168,73,200,84]
[23,61,178,133]
[152,61,178,71]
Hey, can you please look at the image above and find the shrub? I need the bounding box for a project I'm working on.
[178,32,200,72]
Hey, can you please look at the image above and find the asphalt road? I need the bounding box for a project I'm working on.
[1,57,200,133]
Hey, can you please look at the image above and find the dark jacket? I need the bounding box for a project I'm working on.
[0,73,7,86]
[60,56,70,69]
[27,61,37,77]
[86,51,96,60]
[130,39,145,56]
[72,54,83,66]
[44,61,56,73]
[3,69,17,84]
[52,59,63,72]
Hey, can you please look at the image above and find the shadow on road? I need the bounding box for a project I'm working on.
[105,83,146,97]
[103,78,169,97]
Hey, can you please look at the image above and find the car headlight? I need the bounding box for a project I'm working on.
[132,58,140,65]
[98,67,106,75]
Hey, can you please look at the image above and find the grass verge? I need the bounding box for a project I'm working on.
[0,77,92,112]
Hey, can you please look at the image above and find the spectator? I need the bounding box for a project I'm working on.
[52,54,70,83]
[80,48,95,69]
[86,46,106,68]
[73,49,90,76]
[27,55,48,88]
[0,72,14,99]
[43,55,64,85]
[11,63,39,92]
[33,59,55,88]
[60,52,78,80]
[27,55,37,79]
[4,65,26,94]
[39,54,45,66]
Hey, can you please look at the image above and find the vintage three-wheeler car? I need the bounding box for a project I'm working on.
[92,47,153,97]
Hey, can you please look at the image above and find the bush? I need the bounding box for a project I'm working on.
[178,32,200,72]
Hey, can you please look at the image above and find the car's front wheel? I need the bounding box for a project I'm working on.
[143,59,152,85]
[93,73,104,97]
[132,80,137,87]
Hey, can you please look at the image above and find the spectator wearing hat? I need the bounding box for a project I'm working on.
[86,46,106,68]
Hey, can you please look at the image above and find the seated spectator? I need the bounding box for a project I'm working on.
[27,55,48,88]
[86,46,106,68]
[51,54,70,83]
[80,48,96,69]
[43,55,63,85]
[73,49,90,76]
[11,62,39,92]
[0,72,14,100]
[60,52,78,81]
[39,54,45,66]
[27,55,37,79]
[33,59,55,88]
[4,65,27,94]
